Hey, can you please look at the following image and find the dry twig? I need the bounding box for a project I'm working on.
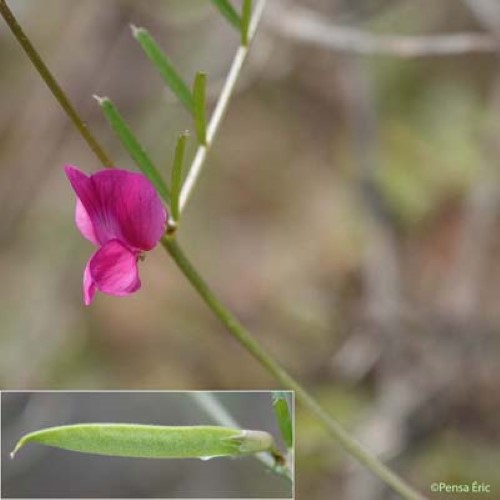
[266,4,498,58]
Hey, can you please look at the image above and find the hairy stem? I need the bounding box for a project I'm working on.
[179,0,267,214]
[162,236,425,500]
[0,0,113,167]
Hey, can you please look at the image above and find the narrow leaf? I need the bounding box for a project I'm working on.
[241,0,253,46]
[210,0,242,30]
[170,132,189,222]
[193,72,207,145]
[272,392,293,449]
[132,26,194,114]
[95,96,170,204]
[11,424,275,459]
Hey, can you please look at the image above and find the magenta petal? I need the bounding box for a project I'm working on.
[65,165,123,245]
[65,165,167,251]
[76,199,98,245]
[83,260,97,306]
[89,169,167,250]
[88,240,141,297]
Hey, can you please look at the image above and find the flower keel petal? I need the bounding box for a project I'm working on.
[89,240,141,297]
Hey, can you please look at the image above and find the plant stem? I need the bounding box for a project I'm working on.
[0,0,113,168]
[179,0,267,214]
[162,236,426,500]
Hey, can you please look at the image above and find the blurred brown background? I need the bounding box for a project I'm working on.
[1,0,499,498]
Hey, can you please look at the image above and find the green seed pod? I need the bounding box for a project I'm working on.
[10,424,275,460]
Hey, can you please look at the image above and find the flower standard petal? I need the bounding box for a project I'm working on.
[65,165,167,251]
[89,169,167,250]
[88,240,141,297]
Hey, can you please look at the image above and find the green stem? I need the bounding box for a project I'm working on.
[0,0,113,168]
[162,236,426,500]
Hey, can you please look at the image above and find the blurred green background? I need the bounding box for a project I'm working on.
[1,0,499,498]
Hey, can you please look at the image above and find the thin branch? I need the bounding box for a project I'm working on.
[179,0,267,214]
[0,0,113,167]
[191,392,241,428]
[266,4,498,58]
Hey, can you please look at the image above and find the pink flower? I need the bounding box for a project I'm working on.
[65,165,167,305]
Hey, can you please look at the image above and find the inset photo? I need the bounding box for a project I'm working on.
[1,391,294,499]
